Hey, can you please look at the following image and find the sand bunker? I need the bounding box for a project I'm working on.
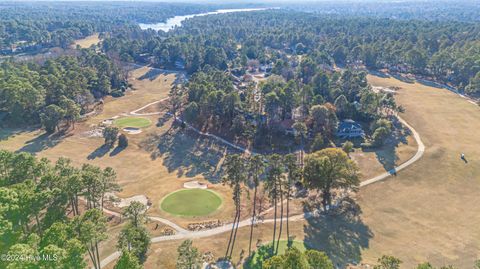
[107,193,150,209]
[372,86,397,93]
[183,180,208,189]
[123,127,142,134]
[102,119,113,125]
[102,115,120,125]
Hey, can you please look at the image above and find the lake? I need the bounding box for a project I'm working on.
[138,8,269,32]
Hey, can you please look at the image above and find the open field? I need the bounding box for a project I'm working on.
[72,33,101,48]
[356,75,480,267]
[160,189,223,217]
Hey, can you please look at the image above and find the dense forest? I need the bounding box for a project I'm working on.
[181,65,398,151]
[104,10,480,94]
[0,50,126,130]
[0,150,124,269]
[2,2,479,93]
[285,0,480,22]
[0,2,223,51]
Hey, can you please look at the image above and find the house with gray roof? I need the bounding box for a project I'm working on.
[336,119,365,138]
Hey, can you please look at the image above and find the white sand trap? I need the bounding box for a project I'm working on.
[183,180,208,189]
[123,127,142,134]
[372,86,397,93]
[102,119,113,125]
[108,193,150,209]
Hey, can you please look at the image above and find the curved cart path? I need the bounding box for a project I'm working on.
[130,97,169,116]
[360,115,425,186]
[98,114,425,268]
[98,84,426,268]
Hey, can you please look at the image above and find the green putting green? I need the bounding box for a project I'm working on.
[246,240,308,269]
[113,117,151,128]
[160,189,222,217]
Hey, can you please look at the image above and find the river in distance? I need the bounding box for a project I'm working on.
[138,8,270,32]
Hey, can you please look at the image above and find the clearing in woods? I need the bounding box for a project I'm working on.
[72,33,101,48]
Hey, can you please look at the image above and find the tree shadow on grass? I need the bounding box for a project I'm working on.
[416,79,457,92]
[139,126,236,182]
[0,128,23,141]
[303,198,373,267]
[363,118,412,173]
[87,144,112,160]
[109,146,126,157]
[137,67,187,85]
[16,131,67,154]
[138,68,165,81]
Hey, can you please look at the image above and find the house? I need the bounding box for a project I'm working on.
[259,63,273,73]
[336,119,365,138]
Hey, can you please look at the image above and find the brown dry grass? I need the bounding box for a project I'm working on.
[352,132,418,181]
[144,74,480,268]
[72,34,101,49]
[145,199,370,268]
[0,66,239,227]
[355,75,480,267]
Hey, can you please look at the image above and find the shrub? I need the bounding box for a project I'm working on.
[342,141,354,154]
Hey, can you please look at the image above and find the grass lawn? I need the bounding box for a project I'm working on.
[356,74,480,267]
[113,117,151,128]
[160,189,222,217]
[246,240,308,269]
